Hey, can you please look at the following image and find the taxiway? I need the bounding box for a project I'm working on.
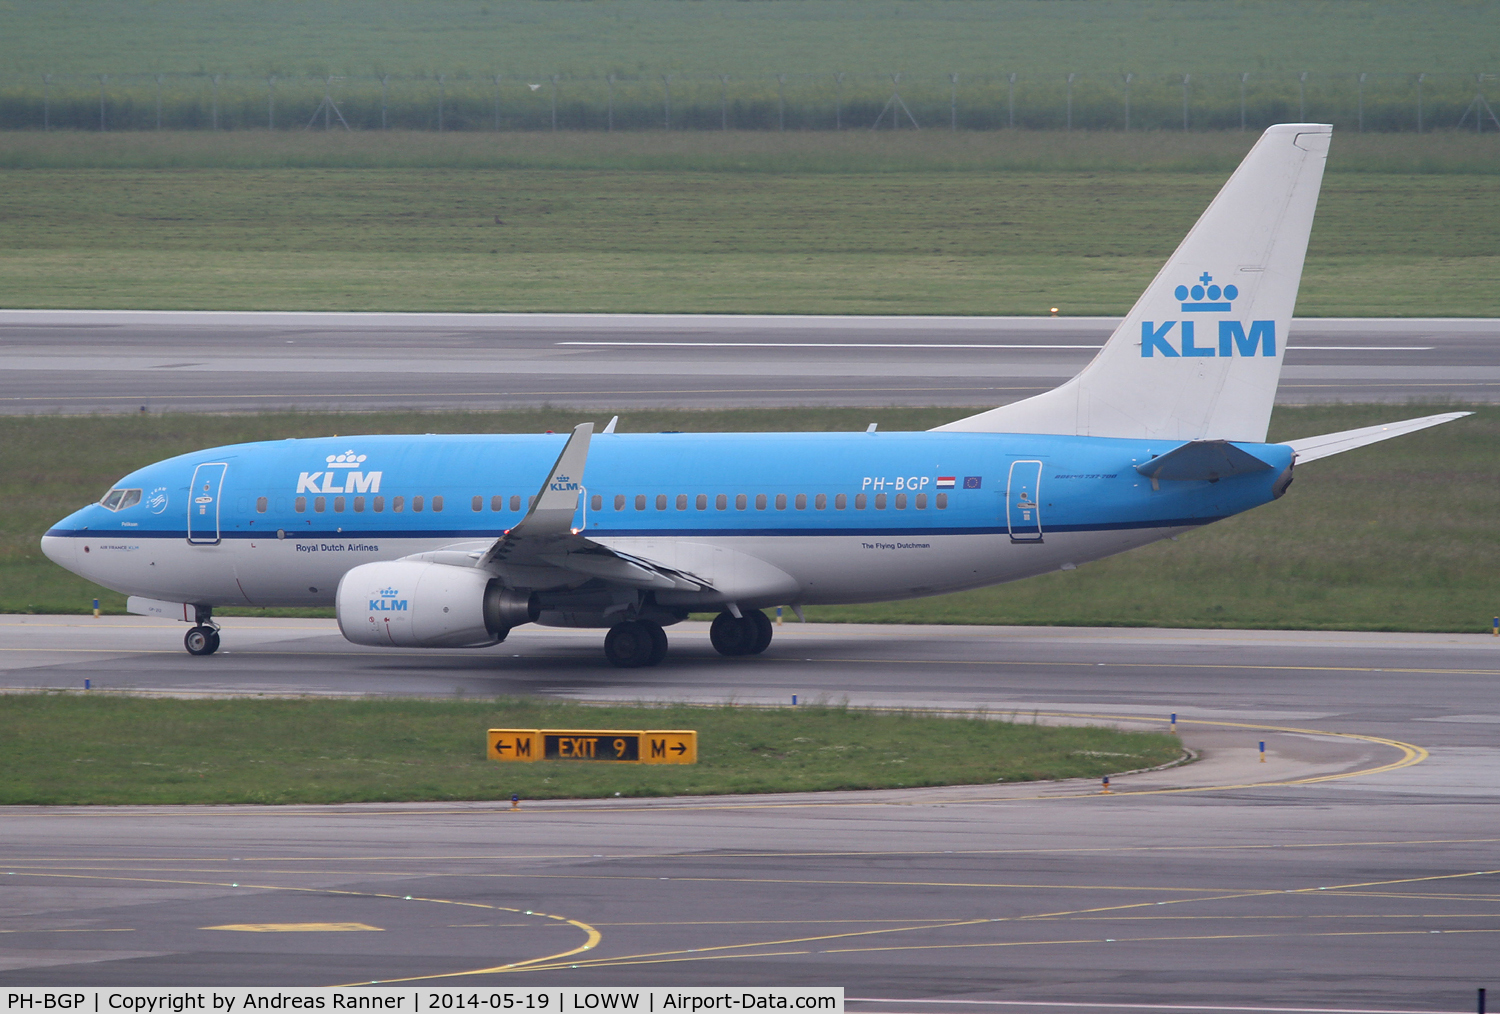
[1,617,1496,1008]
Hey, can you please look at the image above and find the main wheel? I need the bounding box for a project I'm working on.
[645,622,669,666]
[604,621,664,669]
[710,611,758,657]
[747,609,773,654]
[184,626,218,656]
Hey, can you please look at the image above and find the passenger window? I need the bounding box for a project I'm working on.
[393,496,404,512]
[119,490,141,510]
[856,493,867,510]
[256,496,268,513]
[295,496,307,513]
[591,494,602,511]
[916,493,927,509]
[756,494,767,510]
[314,496,326,513]
[936,492,948,509]
[656,494,667,510]
[432,496,443,512]
[776,494,787,510]
[354,496,365,512]
[472,496,483,512]
[815,494,827,510]
[696,494,707,510]
[528,496,536,509]
[795,494,807,510]
[736,494,747,510]
[334,496,346,512]
[676,494,688,510]
[491,495,503,512]
[615,494,626,511]
[875,493,887,510]
[895,493,907,509]
[510,495,521,512]
[636,494,647,510]
[413,496,424,512]
[374,496,384,512]
[835,493,847,510]
[715,494,727,510]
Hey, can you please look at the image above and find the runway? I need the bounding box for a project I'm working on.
[2,616,1497,1007]
[3,311,1497,414]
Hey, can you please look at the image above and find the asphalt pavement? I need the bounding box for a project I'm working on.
[3,311,1496,414]
[1,616,1496,1008]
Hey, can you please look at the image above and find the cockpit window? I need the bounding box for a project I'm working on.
[100,488,142,511]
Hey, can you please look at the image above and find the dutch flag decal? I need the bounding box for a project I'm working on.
[936,476,956,489]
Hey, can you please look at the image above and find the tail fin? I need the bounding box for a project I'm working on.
[935,123,1332,442]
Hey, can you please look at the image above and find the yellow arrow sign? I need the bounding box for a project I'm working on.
[487,729,697,764]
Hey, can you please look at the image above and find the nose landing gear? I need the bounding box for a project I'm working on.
[184,625,220,656]
[183,605,220,656]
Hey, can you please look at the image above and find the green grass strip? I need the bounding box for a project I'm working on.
[0,695,1183,805]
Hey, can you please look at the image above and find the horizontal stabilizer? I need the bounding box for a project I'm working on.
[1286,412,1471,464]
[1136,440,1273,483]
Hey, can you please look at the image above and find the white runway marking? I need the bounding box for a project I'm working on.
[557,341,1434,351]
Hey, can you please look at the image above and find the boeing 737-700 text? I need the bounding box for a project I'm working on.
[42,125,1467,667]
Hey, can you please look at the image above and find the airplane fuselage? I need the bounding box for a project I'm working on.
[43,430,1292,617]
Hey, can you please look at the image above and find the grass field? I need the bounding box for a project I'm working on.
[7,405,1496,633]
[3,2,1495,131]
[2,133,1496,315]
[0,695,1184,805]
[4,1,1493,78]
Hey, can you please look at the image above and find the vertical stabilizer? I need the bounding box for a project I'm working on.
[935,123,1331,442]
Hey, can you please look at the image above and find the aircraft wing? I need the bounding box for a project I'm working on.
[1286,411,1471,464]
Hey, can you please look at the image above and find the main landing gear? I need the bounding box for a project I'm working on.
[604,620,669,669]
[602,608,775,667]
[710,609,773,657]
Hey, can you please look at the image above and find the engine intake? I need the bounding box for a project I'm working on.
[336,560,536,648]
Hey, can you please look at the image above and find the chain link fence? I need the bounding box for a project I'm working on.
[4,70,1497,133]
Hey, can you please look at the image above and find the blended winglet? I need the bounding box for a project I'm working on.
[480,422,593,567]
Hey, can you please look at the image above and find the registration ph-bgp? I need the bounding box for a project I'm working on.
[9,996,88,1009]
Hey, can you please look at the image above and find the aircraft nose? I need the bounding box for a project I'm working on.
[40,533,79,575]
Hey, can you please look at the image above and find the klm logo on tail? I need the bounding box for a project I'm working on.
[1142,272,1274,358]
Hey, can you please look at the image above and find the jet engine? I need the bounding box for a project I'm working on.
[336,560,537,648]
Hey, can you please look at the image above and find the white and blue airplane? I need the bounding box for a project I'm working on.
[42,124,1465,667]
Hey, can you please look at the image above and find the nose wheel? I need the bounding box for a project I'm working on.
[184,626,221,656]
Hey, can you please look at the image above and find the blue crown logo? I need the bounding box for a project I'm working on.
[379,587,399,597]
[1174,272,1238,312]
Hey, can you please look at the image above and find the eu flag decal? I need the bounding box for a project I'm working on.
[963,476,982,489]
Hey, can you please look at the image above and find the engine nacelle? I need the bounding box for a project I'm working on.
[336,560,537,648]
